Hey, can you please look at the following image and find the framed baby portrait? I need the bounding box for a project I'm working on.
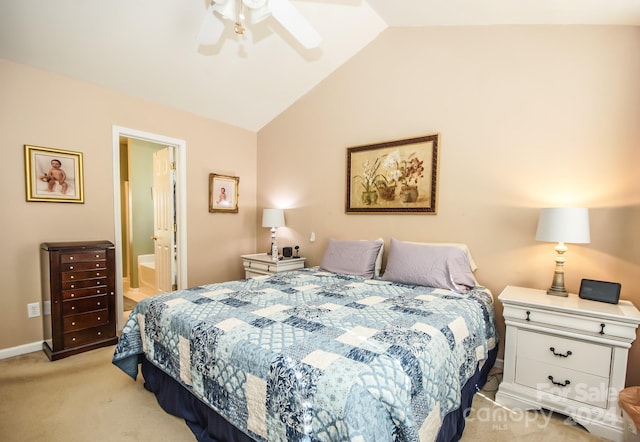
[24,145,85,203]
[209,173,239,213]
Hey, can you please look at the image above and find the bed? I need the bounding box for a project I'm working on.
[113,238,498,441]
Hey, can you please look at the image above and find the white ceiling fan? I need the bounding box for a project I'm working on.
[197,0,322,49]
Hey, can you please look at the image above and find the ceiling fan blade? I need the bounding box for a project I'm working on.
[250,4,271,24]
[268,0,322,49]
[197,4,225,46]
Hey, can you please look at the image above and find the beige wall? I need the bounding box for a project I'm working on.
[0,60,257,350]
[257,26,640,384]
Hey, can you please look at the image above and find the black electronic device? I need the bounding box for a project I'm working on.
[282,246,293,258]
[579,279,621,304]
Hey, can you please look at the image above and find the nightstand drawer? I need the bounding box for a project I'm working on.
[516,357,610,408]
[241,254,306,278]
[243,260,279,273]
[517,329,611,377]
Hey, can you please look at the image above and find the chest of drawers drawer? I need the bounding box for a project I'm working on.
[63,324,114,348]
[63,309,109,331]
[63,261,107,272]
[61,251,106,263]
[62,269,107,283]
[62,284,109,300]
[63,295,108,316]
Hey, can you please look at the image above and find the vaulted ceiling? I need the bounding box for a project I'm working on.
[1,1,639,131]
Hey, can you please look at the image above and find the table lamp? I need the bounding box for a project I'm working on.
[262,208,285,262]
[535,207,590,296]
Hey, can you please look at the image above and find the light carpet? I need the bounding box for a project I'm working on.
[0,346,607,441]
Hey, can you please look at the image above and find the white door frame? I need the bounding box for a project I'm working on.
[112,126,188,329]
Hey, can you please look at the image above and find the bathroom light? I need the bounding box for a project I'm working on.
[536,207,590,296]
[262,208,285,262]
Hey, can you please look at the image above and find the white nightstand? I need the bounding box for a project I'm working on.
[495,285,640,441]
[241,253,306,278]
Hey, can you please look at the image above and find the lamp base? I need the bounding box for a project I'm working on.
[546,287,568,297]
[547,245,569,297]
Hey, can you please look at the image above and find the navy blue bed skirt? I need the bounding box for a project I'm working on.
[141,346,498,442]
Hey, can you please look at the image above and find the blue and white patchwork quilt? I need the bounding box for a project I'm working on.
[112,268,497,441]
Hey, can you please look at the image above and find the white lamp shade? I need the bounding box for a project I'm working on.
[535,207,590,244]
[262,208,285,228]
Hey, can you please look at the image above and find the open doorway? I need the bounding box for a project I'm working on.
[112,126,188,329]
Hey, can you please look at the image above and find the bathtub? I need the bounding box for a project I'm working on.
[137,254,158,295]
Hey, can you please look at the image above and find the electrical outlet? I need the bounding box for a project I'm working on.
[27,302,40,318]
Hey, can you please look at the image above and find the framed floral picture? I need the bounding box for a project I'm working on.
[24,145,85,203]
[346,134,439,213]
[209,173,239,213]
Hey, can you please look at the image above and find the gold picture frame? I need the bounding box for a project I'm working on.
[346,134,439,214]
[24,145,85,203]
[209,173,239,213]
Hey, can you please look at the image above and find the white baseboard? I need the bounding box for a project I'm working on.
[0,341,43,360]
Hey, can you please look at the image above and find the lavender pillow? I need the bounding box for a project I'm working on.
[381,238,476,292]
[320,239,384,279]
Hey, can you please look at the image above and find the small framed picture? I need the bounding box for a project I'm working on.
[24,145,84,203]
[209,173,239,213]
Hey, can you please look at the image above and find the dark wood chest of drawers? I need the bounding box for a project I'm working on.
[40,241,118,361]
